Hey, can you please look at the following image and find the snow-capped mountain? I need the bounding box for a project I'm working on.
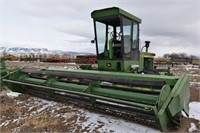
[0,47,92,56]
[0,47,51,55]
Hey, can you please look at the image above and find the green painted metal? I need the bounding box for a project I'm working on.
[7,70,159,104]
[139,52,155,70]
[157,84,171,110]
[91,7,162,74]
[0,58,23,91]
[97,60,123,71]
[0,59,190,131]
[92,7,143,73]
[97,59,139,72]
[0,7,190,132]
[2,79,155,109]
[43,68,178,86]
[123,60,140,72]
[0,58,7,91]
[168,73,190,116]
[0,58,7,80]
[109,39,114,59]
[0,58,6,70]
[91,7,141,23]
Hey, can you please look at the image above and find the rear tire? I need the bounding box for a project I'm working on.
[141,68,160,75]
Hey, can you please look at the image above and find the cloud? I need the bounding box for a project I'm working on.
[137,2,198,43]
[54,20,94,39]
[141,36,200,57]
[1,0,199,56]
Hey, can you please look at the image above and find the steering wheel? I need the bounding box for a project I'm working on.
[110,31,121,41]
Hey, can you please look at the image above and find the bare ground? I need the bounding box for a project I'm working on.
[0,61,199,132]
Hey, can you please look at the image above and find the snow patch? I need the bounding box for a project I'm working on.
[6,92,21,97]
[190,82,200,85]
[66,62,76,65]
[189,102,200,121]
[185,65,200,70]
[188,123,199,132]
[77,111,159,133]
[28,98,57,113]
[189,74,200,77]
[0,120,12,127]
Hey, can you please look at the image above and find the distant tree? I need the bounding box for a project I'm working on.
[179,53,187,58]
[30,53,35,58]
[190,55,197,59]
[2,49,8,57]
[62,54,69,58]
[163,53,170,58]
[170,53,178,58]
[54,54,60,58]
[43,54,47,59]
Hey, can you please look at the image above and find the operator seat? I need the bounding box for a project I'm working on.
[113,40,122,59]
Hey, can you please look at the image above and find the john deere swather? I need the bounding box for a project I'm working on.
[0,7,189,131]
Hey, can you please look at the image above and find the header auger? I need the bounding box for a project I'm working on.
[0,7,190,131]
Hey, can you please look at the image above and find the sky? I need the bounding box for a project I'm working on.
[0,0,199,57]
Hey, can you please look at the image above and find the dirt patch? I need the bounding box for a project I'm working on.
[171,117,200,132]
[190,88,200,102]
[5,61,79,70]
[0,92,82,132]
[22,112,62,132]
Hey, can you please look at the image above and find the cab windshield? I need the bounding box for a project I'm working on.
[94,16,139,60]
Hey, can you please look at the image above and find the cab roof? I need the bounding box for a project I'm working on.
[91,7,141,23]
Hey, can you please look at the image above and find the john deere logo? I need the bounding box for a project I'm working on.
[106,63,112,67]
